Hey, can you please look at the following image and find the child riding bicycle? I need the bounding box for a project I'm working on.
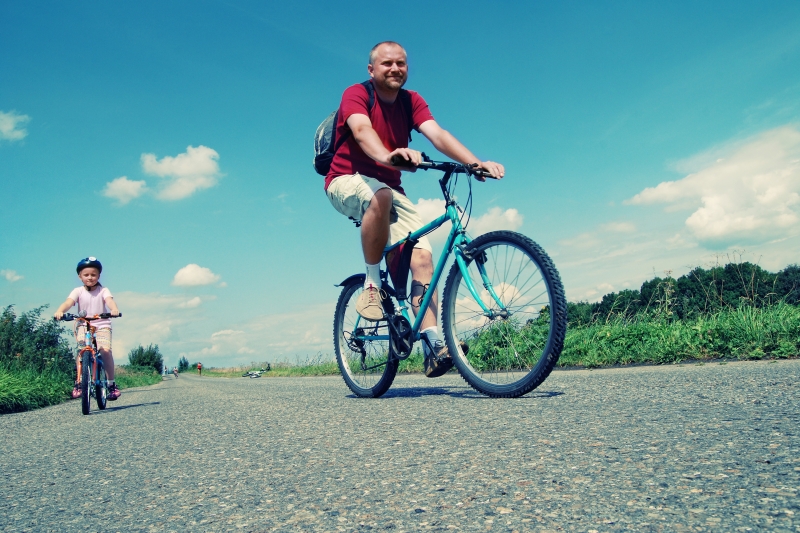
[54,257,122,400]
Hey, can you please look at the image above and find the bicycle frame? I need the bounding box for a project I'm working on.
[77,322,106,395]
[356,163,509,345]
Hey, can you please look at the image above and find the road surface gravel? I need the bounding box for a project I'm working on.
[1,359,798,532]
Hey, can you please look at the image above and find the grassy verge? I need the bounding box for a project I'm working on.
[0,364,162,415]
[559,301,800,367]
[205,303,799,378]
[114,365,163,388]
[0,367,73,415]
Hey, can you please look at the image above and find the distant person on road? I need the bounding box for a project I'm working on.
[324,41,504,377]
[54,257,122,401]
[197,362,202,376]
[173,367,178,378]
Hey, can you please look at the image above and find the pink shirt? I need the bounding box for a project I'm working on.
[67,284,113,329]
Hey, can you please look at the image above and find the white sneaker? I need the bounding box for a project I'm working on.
[356,285,385,321]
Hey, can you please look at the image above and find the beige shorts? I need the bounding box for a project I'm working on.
[76,325,112,351]
[327,173,433,253]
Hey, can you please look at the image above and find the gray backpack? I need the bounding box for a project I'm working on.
[314,81,414,176]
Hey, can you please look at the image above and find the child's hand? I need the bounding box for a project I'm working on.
[54,311,64,320]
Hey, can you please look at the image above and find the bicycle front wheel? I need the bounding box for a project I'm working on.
[80,353,91,415]
[333,279,398,398]
[96,364,108,410]
[441,231,567,398]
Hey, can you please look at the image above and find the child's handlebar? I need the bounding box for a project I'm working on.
[389,154,500,179]
[56,312,122,322]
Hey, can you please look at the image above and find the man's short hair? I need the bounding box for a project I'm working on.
[369,41,407,64]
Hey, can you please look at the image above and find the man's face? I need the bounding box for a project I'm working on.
[368,44,408,91]
[78,268,100,288]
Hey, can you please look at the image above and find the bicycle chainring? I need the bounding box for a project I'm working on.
[386,314,413,360]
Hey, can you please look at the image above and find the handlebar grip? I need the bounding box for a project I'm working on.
[56,314,76,322]
[390,155,416,168]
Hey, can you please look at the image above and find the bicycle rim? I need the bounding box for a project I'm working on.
[81,354,91,415]
[442,231,567,397]
[333,280,398,398]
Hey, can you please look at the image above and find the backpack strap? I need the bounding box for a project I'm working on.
[362,80,414,141]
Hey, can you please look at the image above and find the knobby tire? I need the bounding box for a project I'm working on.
[441,231,567,397]
[96,364,108,410]
[333,279,398,398]
[80,352,91,415]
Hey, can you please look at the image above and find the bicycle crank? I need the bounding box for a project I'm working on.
[386,314,413,360]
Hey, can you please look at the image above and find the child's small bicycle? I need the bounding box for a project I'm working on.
[58,311,121,415]
[332,155,568,398]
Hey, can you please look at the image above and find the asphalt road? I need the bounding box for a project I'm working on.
[1,360,798,532]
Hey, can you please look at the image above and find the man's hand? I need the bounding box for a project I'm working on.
[385,148,422,171]
[474,160,505,182]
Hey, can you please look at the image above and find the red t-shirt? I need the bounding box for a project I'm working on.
[325,81,434,194]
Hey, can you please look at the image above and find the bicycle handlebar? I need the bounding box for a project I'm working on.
[389,154,499,179]
[56,312,122,322]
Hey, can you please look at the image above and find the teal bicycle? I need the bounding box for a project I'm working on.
[333,156,567,398]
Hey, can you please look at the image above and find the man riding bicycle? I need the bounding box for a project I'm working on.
[325,41,504,377]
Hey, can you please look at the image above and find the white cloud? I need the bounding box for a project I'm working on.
[600,221,636,233]
[102,176,148,205]
[110,291,213,360]
[176,296,203,309]
[1,269,23,282]
[141,145,221,200]
[172,264,221,287]
[211,329,244,338]
[0,110,30,141]
[626,126,800,245]
[412,198,524,248]
[467,206,524,236]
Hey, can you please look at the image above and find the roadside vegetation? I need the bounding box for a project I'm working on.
[214,260,800,376]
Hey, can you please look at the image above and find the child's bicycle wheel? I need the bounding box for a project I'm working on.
[95,365,108,410]
[80,352,92,415]
[333,279,398,398]
[441,231,567,398]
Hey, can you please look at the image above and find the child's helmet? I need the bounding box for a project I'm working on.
[76,257,103,274]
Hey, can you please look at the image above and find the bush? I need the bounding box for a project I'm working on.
[0,305,74,374]
[127,344,164,374]
[178,356,189,372]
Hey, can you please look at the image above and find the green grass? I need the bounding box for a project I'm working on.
[114,365,163,388]
[0,367,73,415]
[558,301,800,368]
[0,364,162,415]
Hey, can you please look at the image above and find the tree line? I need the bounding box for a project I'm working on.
[568,262,800,325]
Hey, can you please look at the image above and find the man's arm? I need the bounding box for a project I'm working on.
[346,114,422,168]
[418,120,504,179]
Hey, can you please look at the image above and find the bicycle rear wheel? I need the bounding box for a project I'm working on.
[80,352,91,415]
[333,279,398,398]
[96,364,108,410]
[441,231,567,398]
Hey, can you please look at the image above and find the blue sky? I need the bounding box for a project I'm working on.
[2,1,800,368]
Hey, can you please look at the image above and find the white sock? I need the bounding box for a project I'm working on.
[421,326,440,342]
[365,262,381,289]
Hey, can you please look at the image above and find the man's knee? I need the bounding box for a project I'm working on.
[410,249,433,276]
[368,188,393,212]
